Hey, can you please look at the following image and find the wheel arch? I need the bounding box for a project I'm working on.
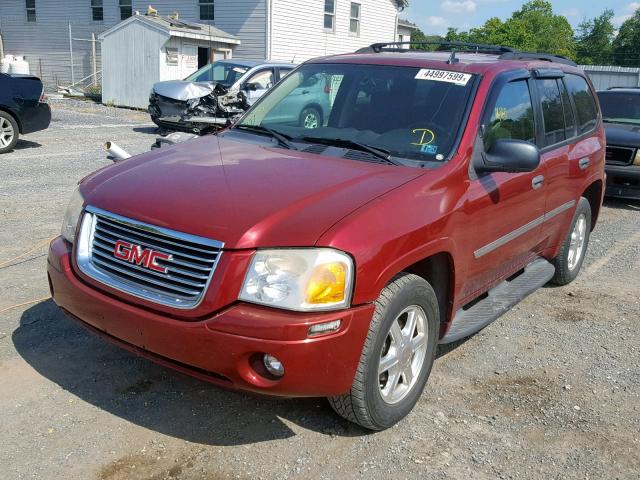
[0,105,22,133]
[582,179,603,231]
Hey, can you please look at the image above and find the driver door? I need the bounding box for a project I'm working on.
[243,68,275,106]
[457,75,548,303]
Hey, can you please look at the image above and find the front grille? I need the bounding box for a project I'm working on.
[605,146,635,166]
[77,206,223,309]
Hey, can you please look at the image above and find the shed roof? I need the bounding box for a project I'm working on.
[99,14,241,45]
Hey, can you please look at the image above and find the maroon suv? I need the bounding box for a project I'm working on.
[48,42,605,430]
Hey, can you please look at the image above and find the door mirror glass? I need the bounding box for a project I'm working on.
[476,138,540,173]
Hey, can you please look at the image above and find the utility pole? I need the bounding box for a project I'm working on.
[68,23,75,85]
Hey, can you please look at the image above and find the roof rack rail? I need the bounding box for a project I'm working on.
[357,41,578,67]
[358,41,515,55]
[498,51,577,67]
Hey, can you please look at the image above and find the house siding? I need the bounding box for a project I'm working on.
[269,0,398,62]
[0,0,266,87]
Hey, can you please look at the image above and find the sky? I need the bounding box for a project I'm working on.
[402,0,640,36]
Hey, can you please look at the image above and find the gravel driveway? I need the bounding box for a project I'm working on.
[1,100,638,480]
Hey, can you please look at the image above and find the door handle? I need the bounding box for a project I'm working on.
[578,157,590,170]
[532,175,544,190]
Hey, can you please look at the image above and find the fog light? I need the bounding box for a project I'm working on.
[308,319,341,337]
[263,354,285,377]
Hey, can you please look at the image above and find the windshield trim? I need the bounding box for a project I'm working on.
[233,62,481,168]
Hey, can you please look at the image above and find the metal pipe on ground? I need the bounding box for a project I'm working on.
[105,141,131,161]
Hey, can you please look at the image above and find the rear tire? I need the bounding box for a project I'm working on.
[328,273,439,430]
[551,197,591,285]
[0,111,19,154]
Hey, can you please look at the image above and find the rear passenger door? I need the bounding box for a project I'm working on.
[534,72,601,251]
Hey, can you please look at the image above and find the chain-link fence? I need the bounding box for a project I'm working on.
[0,15,104,91]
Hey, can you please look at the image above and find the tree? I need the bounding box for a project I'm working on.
[410,28,445,51]
[440,1,576,59]
[575,10,615,65]
[612,8,640,67]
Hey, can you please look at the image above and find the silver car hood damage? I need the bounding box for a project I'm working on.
[153,80,215,101]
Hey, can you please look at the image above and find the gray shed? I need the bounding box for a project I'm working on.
[99,13,240,108]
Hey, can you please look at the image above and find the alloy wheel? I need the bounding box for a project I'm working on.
[567,213,587,271]
[0,117,15,148]
[378,305,429,404]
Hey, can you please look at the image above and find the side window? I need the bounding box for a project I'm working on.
[484,80,535,151]
[279,68,295,80]
[536,79,566,146]
[559,79,576,138]
[565,74,598,134]
[246,69,275,90]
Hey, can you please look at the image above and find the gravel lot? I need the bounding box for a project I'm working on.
[1,99,639,480]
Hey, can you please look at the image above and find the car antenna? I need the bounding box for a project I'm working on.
[447,48,459,65]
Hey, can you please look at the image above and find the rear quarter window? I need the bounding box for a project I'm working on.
[564,74,599,134]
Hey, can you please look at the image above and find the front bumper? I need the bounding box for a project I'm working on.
[47,237,373,397]
[605,164,640,199]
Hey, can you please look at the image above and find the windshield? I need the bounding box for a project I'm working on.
[597,92,640,125]
[185,62,250,86]
[237,63,475,164]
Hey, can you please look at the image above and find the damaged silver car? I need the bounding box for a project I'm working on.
[148,59,296,133]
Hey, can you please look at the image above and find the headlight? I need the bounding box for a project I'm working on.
[634,149,640,166]
[239,248,354,311]
[61,187,85,243]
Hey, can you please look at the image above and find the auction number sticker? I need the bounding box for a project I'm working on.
[415,69,472,86]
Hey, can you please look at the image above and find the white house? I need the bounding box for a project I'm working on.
[0,0,408,87]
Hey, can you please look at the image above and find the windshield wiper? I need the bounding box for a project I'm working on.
[296,136,402,166]
[234,124,297,150]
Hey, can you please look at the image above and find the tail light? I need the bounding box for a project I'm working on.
[324,80,331,94]
[39,89,47,103]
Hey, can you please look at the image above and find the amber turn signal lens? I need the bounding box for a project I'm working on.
[305,262,347,304]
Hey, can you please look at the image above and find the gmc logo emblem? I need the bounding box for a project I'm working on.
[113,240,172,273]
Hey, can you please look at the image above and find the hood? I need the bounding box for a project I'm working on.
[81,135,424,249]
[153,80,215,101]
[604,122,640,148]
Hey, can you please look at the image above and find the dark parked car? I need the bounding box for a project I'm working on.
[0,72,51,153]
[597,87,640,199]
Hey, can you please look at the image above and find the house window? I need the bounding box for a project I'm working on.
[91,0,104,21]
[26,0,36,22]
[324,0,335,31]
[119,0,132,20]
[350,3,361,35]
[199,0,214,20]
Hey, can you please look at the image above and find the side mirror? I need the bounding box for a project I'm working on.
[475,138,540,174]
[243,82,258,92]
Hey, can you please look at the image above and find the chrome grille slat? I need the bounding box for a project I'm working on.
[91,249,208,288]
[96,216,217,254]
[77,206,224,309]
[94,228,217,264]
[92,234,212,272]
[91,257,202,296]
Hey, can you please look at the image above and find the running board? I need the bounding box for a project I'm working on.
[440,258,555,344]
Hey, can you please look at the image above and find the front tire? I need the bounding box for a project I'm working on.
[299,107,322,129]
[0,111,19,154]
[551,197,591,285]
[328,273,439,430]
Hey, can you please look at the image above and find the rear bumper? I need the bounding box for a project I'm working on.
[47,237,373,397]
[605,164,640,199]
[20,102,51,134]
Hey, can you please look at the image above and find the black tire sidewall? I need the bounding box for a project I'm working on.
[0,112,19,153]
[364,278,439,429]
